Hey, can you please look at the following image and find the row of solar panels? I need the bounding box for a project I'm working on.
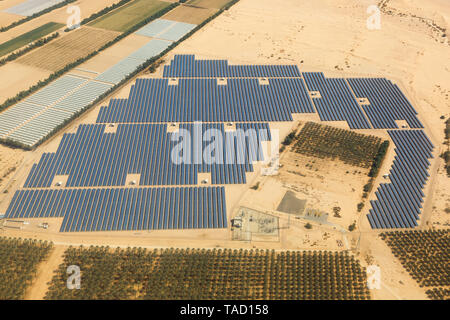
[94,19,197,85]
[5,186,227,232]
[163,54,302,78]
[348,78,423,129]
[0,75,113,147]
[367,130,434,229]
[23,123,271,188]
[303,72,371,129]
[4,0,64,16]
[96,78,315,123]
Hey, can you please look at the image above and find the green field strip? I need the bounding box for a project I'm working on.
[88,0,172,32]
[0,22,63,57]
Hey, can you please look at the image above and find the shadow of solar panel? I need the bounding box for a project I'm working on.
[367,130,434,229]
[97,78,314,123]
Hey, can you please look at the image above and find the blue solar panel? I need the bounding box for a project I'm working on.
[347,78,423,129]
[303,72,371,129]
[5,187,227,232]
[367,130,434,229]
[96,78,315,123]
[163,54,302,78]
[22,123,272,188]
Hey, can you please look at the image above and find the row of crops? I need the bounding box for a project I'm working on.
[293,122,382,169]
[380,229,449,300]
[45,247,370,300]
[0,237,53,299]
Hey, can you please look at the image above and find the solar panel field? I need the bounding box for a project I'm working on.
[44,247,370,300]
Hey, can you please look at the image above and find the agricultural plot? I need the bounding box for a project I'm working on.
[187,0,234,9]
[0,22,63,57]
[88,0,171,32]
[293,122,382,168]
[380,230,449,290]
[45,247,370,300]
[0,237,53,300]
[16,27,119,71]
[162,4,217,25]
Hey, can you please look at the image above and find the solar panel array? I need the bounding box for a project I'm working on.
[4,0,65,16]
[2,55,434,232]
[23,123,271,188]
[367,130,434,229]
[347,78,423,129]
[96,78,315,123]
[136,19,196,42]
[6,186,227,232]
[303,72,371,129]
[163,54,302,78]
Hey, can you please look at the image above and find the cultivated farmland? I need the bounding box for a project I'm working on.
[293,122,382,169]
[88,0,172,32]
[187,0,235,9]
[0,237,53,300]
[45,246,370,300]
[162,5,217,25]
[0,22,63,57]
[16,27,120,71]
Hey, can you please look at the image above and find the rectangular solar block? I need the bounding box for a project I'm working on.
[96,78,315,123]
[5,187,228,232]
[367,130,434,229]
[303,72,371,129]
[163,54,302,78]
[347,78,423,129]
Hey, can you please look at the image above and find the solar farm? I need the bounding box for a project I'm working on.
[1,54,436,235]
[0,0,448,303]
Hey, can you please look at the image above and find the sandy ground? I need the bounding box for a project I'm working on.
[0,0,449,300]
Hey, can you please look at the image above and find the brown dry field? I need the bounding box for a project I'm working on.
[16,26,120,71]
[0,0,449,300]
[162,4,218,25]
[0,61,51,102]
